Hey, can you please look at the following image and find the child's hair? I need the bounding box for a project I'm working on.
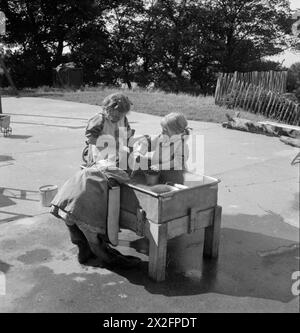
[102,93,132,114]
[160,113,190,135]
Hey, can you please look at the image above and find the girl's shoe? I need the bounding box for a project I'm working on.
[77,242,96,264]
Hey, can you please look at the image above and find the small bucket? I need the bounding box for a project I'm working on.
[145,172,160,186]
[39,185,58,207]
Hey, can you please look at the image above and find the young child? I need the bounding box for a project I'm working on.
[85,93,134,166]
[132,112,191,184]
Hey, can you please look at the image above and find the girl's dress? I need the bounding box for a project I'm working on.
[85,110,133,165]
[50,163,130,245]
[51,111,134,247]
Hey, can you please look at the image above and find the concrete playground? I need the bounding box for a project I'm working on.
[0,96,299,312]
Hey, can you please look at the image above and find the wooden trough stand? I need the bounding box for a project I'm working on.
[110,172,222,282]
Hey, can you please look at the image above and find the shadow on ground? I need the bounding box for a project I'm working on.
[4,211,298,312]
[0,193,15,209]
[113,226,299,303]
[0,260,11,274]
[0,187,39,223]
[290,193,300,212]
[6,135,32,140]
[0,211,32,224]
[0,155,14,163]
[0,187,39,204]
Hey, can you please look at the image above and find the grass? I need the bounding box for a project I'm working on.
[3,86,268,123]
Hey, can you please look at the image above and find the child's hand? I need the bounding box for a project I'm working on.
[129,135,146,146]
[150,165,159,172]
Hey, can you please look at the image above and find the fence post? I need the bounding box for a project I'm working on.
[269,92,278,117]
[214,75,221,104]
[234,81,244,109]
[250,85,259,111]
[282,100,292,122]
[245,84,253,110]
[264,91,273,115]
[254,87,263,114]
[287,103,297,124]
[294,105,300,126]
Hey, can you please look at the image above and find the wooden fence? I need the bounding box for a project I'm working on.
[220,71,288,93]
[215,71,300,126]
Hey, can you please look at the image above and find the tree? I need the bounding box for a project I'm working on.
[200,0,293,72]
[0,0,295,92]
[134,0,293,94]
[287,62,300,101]
[67,17,110,86]
[103,0,145,88]
[141,0,209,93]
[0,0,110,87]
[291,8,300,50]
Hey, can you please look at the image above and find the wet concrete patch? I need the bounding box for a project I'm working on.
[0,192,16,208]
[41,250,112,276]
[8,265,141,312]
[1,215,70,252]
[164,226,299,303]
[222,211,299,241]
[1,210,299,312]
[0,155,14,163]
[0,260,11,273]
[17,249,52,265]
[0,239,17,250]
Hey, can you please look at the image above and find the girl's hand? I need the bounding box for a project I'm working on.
[150,165,159,172]
[130,135,147,145]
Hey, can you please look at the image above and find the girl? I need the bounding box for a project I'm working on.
[85,93,134,166]
[50,93,140,268]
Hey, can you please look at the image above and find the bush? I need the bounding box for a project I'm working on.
[287,63,300,102]
[2,51,53,89]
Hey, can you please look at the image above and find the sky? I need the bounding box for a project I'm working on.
[268,0,300,67]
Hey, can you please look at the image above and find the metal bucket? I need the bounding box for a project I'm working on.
[145,172,160,186]
[39,185,58,207]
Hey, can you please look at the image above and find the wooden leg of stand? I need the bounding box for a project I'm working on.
[203,205,222,258]
[148,221,168,282]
